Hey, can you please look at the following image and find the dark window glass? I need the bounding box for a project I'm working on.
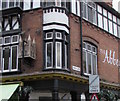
[2,1,8,8]
[12,35,18,43]
[83,51,86,73]
[0,38,2,45]
[87,53,91,74]
[46,43,52,67]
[0,48,2,71]
[9,1,14,7]
[4,37,11,44]
[12,46,17,69]
[93,55,97,75]
[4,47,10,71]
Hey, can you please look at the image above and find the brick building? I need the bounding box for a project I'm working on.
[0,0,120,101]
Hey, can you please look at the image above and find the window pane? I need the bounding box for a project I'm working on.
[55,0,61,6]
[113,15,116,23]
[65,45,67,68]
[33,0,40,8]
[87,53,91,74]
[4,36,11,44]
[61,0,66,7]
[24,0,31,10]
[9,0,14,7]
[92,46,96,53]
[83,2,87,19]
[0,37,2,45]
[56,42,61,68]
[93,10,97,24]
[43,0,55,7]
[97,5,102,13]
[87,44,91,51]
[108,12,112,20]
[83,42,86,49]
[46,32,53,39]
[2,0,8,8]
[92,55,97,75]
[88,6,93,22]
[4,47,10,71]
[118,26,120,38]
[16,0,20,7]
[12,35,19,43]
[4,18,10,31]
[83,50,86,73]
[12,16,19,30]
[0,48,2,71]
[103,9,107,17]
[113,23,117,36]
[103,17,108,31]
[98,14,103,28]
[56,32,62,39]
[46,43,52,67]
[12,46,17,70]
[108,20,113,34]
[117,18,120,25]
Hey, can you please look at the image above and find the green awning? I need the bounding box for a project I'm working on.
[0,83,19,101]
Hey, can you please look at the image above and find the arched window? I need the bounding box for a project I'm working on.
[83,42,97,75]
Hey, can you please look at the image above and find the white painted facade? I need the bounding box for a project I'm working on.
[43,8,69,33]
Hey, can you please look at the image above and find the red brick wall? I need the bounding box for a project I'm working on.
[82,19,119,83]
[69,14,81,75]
[21,9,43,73]
[69,13,119,83]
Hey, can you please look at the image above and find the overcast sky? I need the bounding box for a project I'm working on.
[112,0,120,11]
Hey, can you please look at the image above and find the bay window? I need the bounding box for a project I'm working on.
[44,31,69,70]
[83,42,97,75]
[0,35,19,73]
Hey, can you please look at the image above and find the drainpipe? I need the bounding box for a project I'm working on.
[80,2,83,76]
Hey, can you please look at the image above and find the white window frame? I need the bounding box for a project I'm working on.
[4,36,11,45]
[83,42,97,75]
[55,42,62,69]
[82,1,88,20]
[46,32,53,39]
[12,35,19,44]
[3,46,10,72]
[0,21,2,32]
[56,32,62,39]
[46,42,53,68]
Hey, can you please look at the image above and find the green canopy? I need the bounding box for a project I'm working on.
[0,83,19,101]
